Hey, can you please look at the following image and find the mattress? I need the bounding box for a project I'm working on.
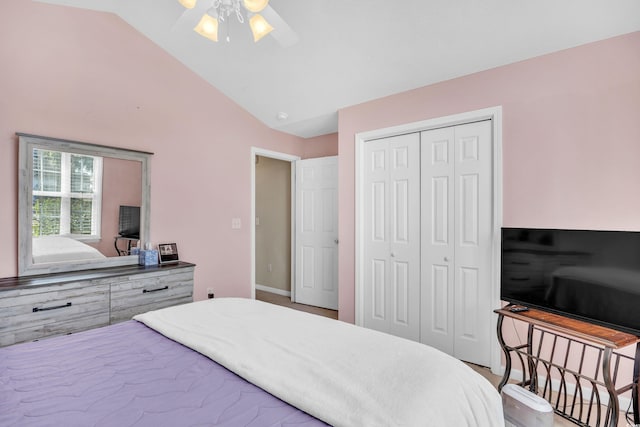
[0,320,326,427]
[32,235,106,263]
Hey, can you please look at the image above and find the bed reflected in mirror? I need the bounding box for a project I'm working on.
[18,133,152,276]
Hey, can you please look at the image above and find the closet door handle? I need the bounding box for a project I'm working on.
[444,257,450,262]
[390,252,396,258]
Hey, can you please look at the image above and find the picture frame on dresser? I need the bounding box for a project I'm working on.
[158,243,179,264]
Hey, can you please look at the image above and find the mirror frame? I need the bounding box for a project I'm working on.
[18,133,153,276]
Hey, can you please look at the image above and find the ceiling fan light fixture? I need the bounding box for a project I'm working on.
[178,0,197,9]
[243,0,269,13]
[249,14,273,42]
[194,14,219,42]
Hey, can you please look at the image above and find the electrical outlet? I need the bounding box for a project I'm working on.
[207,288,215,299]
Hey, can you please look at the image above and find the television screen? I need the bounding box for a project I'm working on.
[501,227,640,335]
[118,205,140,239]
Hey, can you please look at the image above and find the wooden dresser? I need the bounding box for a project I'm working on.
[0,262,194,347]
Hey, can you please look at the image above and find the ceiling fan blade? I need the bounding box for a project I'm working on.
[170,0,213,33]
[261,5,299,47]
[170,8,194,32]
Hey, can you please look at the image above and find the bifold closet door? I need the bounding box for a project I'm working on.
[362,133,420,341]
[420,120,492,367]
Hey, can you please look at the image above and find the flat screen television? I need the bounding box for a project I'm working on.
[118,205,140,239]
[501,227,640,336]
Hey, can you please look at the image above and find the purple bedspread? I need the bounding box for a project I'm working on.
[0,321,328,427]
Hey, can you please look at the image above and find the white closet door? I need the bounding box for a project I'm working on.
[294,156,339,310]
[421,120,492,366]
[362,133,420,341]
[420,126,455,353]
[452,121,492,365]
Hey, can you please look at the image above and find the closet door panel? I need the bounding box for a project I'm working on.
[453,120,492,367]
[421,120,493,367]
[388,135,420,340]
[363,134,420,341]
[432,177,449,244]
[363,140,391,333]
[430,263,450,333]
[420,127,455,354]
[392,260,410,325]
[371,258,386,320]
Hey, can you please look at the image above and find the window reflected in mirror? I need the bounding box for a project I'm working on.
[32,148,103,239]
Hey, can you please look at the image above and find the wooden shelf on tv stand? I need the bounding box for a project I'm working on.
[495,306,640,427]
[494,306,640,349]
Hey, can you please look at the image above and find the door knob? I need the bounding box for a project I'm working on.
[391,252,396,257]
[444,257,449,262]
[334,239,339,244]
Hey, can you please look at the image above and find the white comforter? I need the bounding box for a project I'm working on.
[32,235,106,263]
[134,298,504,427]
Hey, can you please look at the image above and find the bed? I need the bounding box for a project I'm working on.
[0,298,504,426]
[31,235,106,264]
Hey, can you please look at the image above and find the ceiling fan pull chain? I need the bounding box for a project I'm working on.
[234,0,245,23]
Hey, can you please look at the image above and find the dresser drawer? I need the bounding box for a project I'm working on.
[110,267,194,323]
[0,282,110,347]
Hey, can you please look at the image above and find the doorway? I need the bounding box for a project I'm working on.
[251,148,339,316]
[255,155,293,297]
[251,148,299,302]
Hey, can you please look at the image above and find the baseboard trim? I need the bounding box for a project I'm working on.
[255,284,291,298]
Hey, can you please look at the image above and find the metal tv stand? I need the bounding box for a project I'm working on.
[495,307,640,427]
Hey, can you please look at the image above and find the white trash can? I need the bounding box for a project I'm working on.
[502,384,554,427]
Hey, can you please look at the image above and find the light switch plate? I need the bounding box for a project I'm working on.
[231,218,241,229]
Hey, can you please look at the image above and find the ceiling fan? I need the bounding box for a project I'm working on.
[177,0,298,47]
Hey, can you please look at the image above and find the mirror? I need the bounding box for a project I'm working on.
[18,133,152,276]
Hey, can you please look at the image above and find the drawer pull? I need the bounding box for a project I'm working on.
[143,286,169,294]
[510,261,531,265]
[32,302,72,313]
[510,277,530,281]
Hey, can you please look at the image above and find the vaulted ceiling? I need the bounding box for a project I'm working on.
[36,0,640,138]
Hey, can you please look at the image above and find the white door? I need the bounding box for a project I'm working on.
[362,133,421,341]
[294,156,338,310]
[420,120,493,366]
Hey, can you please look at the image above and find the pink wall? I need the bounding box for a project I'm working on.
[0,0,332,300]
[90,158,142,257]
[302,133,338,158]
[337,31,640,323]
